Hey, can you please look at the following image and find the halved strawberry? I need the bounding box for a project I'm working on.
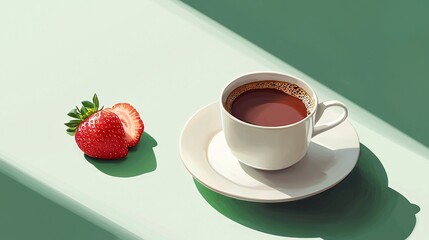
[106,103,144,147]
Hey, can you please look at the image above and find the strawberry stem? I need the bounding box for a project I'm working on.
[65,93,100,136]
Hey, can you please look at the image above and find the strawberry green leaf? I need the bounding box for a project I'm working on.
[93,94,99,108]
[64,120,81,128]
[67,126,77,131]
[81,106,88,115]
[82,101,94,109]
[66,127,76,136]
[67,109,79,119]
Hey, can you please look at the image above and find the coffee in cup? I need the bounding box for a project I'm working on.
[224,80,314,127]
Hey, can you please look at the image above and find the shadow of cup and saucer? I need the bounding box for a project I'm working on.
[195,143,420,240]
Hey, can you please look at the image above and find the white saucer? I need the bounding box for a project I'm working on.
[180,102,360,202]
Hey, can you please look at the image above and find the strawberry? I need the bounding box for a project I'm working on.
[65,94,128,159]
[106,103,144,147]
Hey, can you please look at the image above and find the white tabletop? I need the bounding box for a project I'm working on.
[1,1,428,239]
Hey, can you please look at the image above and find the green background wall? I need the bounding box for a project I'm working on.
[182,0,429,146]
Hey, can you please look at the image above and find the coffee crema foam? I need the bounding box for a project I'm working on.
[225,80,315,115]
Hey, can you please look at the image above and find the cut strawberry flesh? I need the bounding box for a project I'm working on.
[106,103,144,147]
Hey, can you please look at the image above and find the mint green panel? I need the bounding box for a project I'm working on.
[181,0,429,146]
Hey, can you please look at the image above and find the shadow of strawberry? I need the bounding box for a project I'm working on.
[85,132,157,177]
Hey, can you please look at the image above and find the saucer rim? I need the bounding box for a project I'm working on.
[180,102,360,203]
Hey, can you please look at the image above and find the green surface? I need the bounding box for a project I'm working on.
[195,144,420,240]
[0,172,117,240]
[181,0,429,147]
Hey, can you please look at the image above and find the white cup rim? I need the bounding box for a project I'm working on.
[221,71,319,129]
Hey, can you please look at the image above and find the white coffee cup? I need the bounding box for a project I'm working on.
[220,72,348,170]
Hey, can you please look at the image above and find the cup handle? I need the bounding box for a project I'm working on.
[313,100,348,137]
